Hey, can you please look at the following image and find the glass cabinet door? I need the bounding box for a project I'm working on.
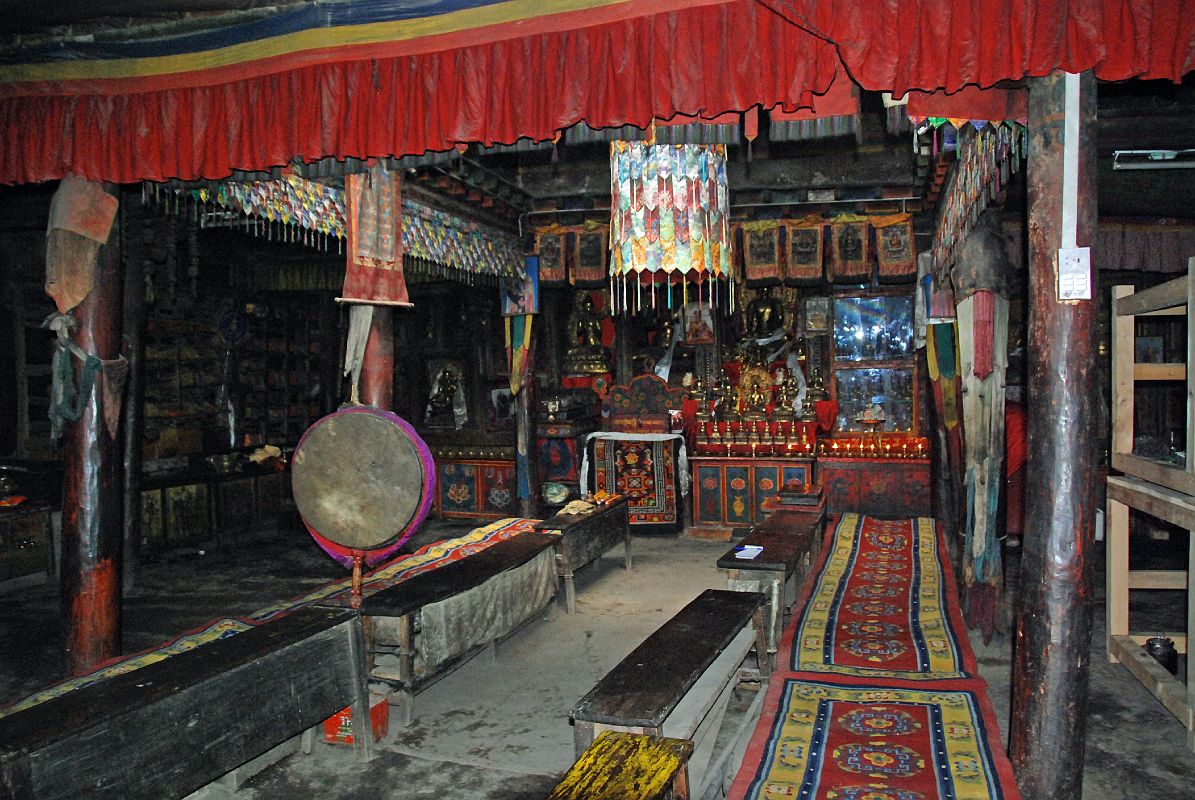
[831,294,917,432]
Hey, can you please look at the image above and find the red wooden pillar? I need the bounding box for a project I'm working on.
[62,187,123,675]
[1009,71,1099,799]
[358,307,394,410]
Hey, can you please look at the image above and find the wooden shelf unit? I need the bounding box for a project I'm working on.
[1107,257,1195,751]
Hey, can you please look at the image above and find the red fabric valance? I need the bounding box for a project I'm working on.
[0,1,838,184]
[781,0,1195,95]
[2,0,1194,185]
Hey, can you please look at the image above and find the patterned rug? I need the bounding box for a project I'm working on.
[727,514,1020,800]
[788,514,973,680]
[0,517,540,716]
[588,437,681,532]
[729,677,1018,800]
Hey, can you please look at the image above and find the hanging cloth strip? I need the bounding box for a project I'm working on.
[45,175,119,314]
[44,313,128,440]
[339,164,412,306]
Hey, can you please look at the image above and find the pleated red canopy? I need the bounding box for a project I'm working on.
[0,0,1191,185]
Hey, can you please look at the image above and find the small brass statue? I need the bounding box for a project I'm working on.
[564,293,611,374]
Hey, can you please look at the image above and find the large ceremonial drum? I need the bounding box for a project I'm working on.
[291,406,435,564]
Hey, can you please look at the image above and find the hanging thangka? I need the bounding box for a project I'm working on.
[571,222,609,287]
[609,142,732,314]
[827,213,870,283]
[871,212,916,282]
[535,226,566,286]
[738,221,782,286]
[784,215,826,285]
[339,164,411,306]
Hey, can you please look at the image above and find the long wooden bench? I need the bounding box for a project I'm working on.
[534,496,631,614]
[320,531,560,724]
[0,607,372,800]
[716,502,825,659]
[570,589,767,800]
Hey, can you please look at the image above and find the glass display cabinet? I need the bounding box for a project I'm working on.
[830,295,917,432]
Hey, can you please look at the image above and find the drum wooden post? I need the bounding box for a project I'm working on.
[360,306,394,410]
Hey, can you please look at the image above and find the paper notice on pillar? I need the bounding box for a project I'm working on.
[338,165,412,307]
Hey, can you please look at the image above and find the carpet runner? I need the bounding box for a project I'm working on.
[728,514,1020,800]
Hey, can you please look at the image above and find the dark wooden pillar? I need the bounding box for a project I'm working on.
[358,307,394,410]
[543,290,563,388]
[120,209,146,595]
[614,314,631,385]
[62,186,123,675]
[1009,71,1099,799]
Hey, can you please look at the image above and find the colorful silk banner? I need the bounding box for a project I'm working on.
[739,221,782,285]
[828,215,871,283]
[872,212,916,282]
[341,164,410,306]
[784,216,826,284]
[608,142,732,308]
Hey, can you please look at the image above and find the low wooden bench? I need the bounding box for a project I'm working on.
[716,503,825,659]
[547,731,694,800]
[320,531,560,725]
[0,607,372,800]
[534,496,631,613]
[570,589,767,800]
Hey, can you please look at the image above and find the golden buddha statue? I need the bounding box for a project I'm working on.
[743,380,769,421]
[564,293,611,374]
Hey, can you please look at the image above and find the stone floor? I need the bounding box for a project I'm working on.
[2,515,1193,799]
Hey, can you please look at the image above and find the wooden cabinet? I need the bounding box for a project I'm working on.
[691,457,814,535]
[1106,262,1195,751]
[140,466,288,552]
[0,505,53,592]
[435,459,519,520]
[819,457,931,517]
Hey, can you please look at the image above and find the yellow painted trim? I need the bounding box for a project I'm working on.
[0,0,635,85]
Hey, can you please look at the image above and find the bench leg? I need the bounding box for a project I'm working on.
[346,620,376,763]
[752,606,772,677]
[672,762,692,800]
[393,689,414,727]
[624,531,633,572]
[573,720,596,758]
[561,569,577,614]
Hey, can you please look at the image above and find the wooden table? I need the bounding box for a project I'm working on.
[534,496,631,614]
[717,501,825,658]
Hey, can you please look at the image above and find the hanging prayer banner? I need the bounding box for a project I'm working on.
[340,164,410,306]
[46,176,119,313]
[871,212,917,282]
[739,221,782,285]
[827,215,870,283]
[536,228,566,285]
[784,216,825,285]
[501,256,539,316]
[571,226,609,287]
[609,142,732,313]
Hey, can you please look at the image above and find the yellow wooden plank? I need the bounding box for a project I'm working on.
[548,732,694,800]
[1116,275,1189,316]
[1106,498,1130,664]
[1133,363,1186,381]
[1127,569,1188,590]
[1109,635,1193,729]
[1109,458,1195,509]
[1111,285,1135,457]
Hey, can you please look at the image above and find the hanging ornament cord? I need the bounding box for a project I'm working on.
[44,313,127,440]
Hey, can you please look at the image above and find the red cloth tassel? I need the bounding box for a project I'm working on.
[971,290,995,379]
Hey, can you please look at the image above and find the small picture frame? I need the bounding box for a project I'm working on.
[501,256,539,316]
[487,385,516,431]
[681,301,716,345]
[805,296,830,333]
[1136,336,1165,364]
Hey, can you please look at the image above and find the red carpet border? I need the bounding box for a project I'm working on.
[728,514,1021,800]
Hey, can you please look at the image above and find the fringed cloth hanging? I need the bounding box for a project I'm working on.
[871,212,916,282]
[784,216,825,284]
[609,142,732,313]
[340,163,411,306]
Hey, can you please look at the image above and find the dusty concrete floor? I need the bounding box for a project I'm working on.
[2,515,1193,799]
